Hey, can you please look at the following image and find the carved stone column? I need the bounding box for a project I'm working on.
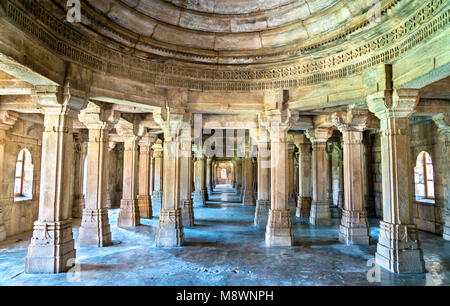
[368,89,425,273]
[234,157,242,193]
[193,147,206,206]
[154,107,186,247]
[25,87,82,273]
[72,132,87,218]
[78,103,117,247]
[433,114,450,241]
[293,135,312,218]
[180,124,194,227]
[242,150,256,206]
[288,143,297,210]
[206,157,213,195]
[306,128,333,225]
[151,139,164,208]
[332,110,372,245]
[0,111,19,241]
[260,108,297,246]
[138,134,157,219]
[117,120,141,228]
[253,128,271,226]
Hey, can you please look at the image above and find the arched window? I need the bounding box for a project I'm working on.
[14,149,33,201]
[221,168,227,179]
[414,152,435,202]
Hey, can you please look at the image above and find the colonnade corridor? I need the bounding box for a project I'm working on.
[0,198,448,285]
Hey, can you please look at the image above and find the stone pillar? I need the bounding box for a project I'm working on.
[234,158,242,193]
[78,103,117,247]
[293,135,312,218]
[151,139,163,208]
[117,121,141,228]
[260,109,297,246]
[180,125,194,227]
[72,132,87,218]
[254,129,271,226]
[433,114,450,241]
[368,89,425,273]
[138,135,157,219]
[288,143,297,210]
[242,151,256,206]
[332,110,372,245]
[25,88,80,273]
[0,111,19,241]
[306,127,333,225]
[206,157,213,195]
[193,148,206,206]
[154,107,185,247]
[326,144,334,206]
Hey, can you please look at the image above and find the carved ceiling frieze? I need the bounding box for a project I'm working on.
[1,0,448,92]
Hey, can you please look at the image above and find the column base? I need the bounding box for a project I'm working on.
[254,200,270,226]
[309,200,331,225]
[151,191,162,209]
[339,210,371,245]
[265,209,294,247]
[155,209,184,247]
[243,189,256,206]
[137,195,153,219]
[118,199,140,228]
[78,209,112,247]
[25,220,76,274]
[72,195,85,219]
[181,199,194,227]
[375,221,425,274]
[193,190,206,206]
[296,196,311,218]
[0,224,6,241]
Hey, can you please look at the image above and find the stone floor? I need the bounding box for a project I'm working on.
[0,185,448,286]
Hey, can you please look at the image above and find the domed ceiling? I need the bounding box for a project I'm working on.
[54,0,399,65]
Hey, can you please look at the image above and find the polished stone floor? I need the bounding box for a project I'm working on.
[0,185,448,286]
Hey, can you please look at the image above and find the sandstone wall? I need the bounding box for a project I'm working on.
[0,119,42,237]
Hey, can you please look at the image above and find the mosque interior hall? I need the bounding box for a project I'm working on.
[0,0,449,286]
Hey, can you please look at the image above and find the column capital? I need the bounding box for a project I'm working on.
[293,134,311,147]
[432,113,450,133]
[79,102,119,130]
[153,107,187,140]
[331,109,371,132]
[152,139,164,156]
[0,111,19,131]
[116,117,142,142]
[367,89,419,119]
[305,127,333,144]
[31,85,88,118]
[139,133,158,148]
[259,108,298,141]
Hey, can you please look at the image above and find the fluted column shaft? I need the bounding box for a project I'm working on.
[193,153,206,206]
[26,94,78,273]
[154,107,186,247]
[152,140,163,208]
[254,140,271,226]
[368,89,425,274]
[307,128,333,225]
[118,136,140,228]
[72,136,87,218]
[138,136,156,219]
[288,145,296,209]
[243,152,256,206]
[294,135,312,218]
[180,127,194,227]
[78,112,113,247]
